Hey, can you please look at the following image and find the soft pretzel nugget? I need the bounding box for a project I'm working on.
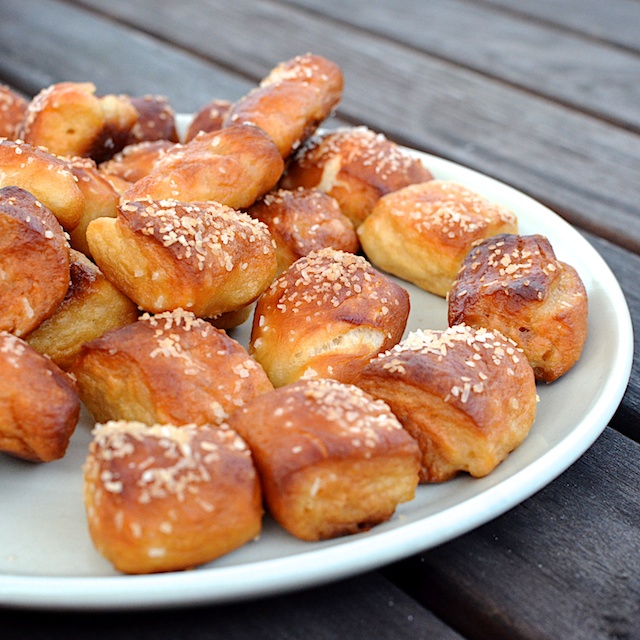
[122,124,284,209]
[0,85,28,139]
[84,420,262,574]
[250,248,409,387]
[0,138,84,231]
[248,188,359,275]
[228,378,419,541]
[358,180,518,297]
[87,198,277,317]
[225,53,343,158]
[281,126,433,227]
[448,233,588,382]
[0,332,80,462]
[356,325,537,482]
[19,82,138,162]
[0,186,70,337]
[72,309,274,426]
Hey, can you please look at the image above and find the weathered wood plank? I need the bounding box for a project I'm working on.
[65,0,640,253]
[0,0,252,111]
[383,428,640,640]
[476,0,640,53]
[284,0,640,132]
[0,571,463,640]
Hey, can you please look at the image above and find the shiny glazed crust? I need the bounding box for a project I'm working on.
[184,99,232,142]
[0,186,70,337]
[357,180,519,297]
[26,249,139,370]
[356,325,537,482]
[83,420,262,574]
[121,124,284,209]
[447,234,588,382]
[225,53,343,158]
[125,94,179,145]
[248,187,359,275]
[86,198,277,317]
[0,85,28,139]
[71,309,274,426]
[250,247,410,387]
[228,378,419,541]
[281,126,433,227]
[65,156,120,258]
[0,332,80,462]
[98,139,175,184]
[0,139,84,231]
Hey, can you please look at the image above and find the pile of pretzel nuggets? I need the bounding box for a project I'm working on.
[0,53,588,574]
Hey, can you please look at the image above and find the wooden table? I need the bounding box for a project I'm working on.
[1,1,638,638]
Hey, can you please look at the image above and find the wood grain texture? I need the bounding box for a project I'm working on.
[477,0,640,53]
[0,571,463,640]
[383,428,640,640]
[284,0,640,131]
[62,0,640,253]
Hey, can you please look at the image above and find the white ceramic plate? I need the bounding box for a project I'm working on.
[0,138,633,610]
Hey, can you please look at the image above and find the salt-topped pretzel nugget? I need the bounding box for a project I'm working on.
[98,139,174,185]
[248,188,359,275]
[124,94,179,145]
[0,332,80,462]
[71,309,273,426]
[0,85,28,139]
[250,247,409,387]
[184,99,232,142]
[0,138,84,231]
[86,198,277,318]
[84,420,262,574]
[281,126,433,227]
[224,53,343,158]
[0,186,70,337]
[122,124,284,209]
[19,82,138,162]
[356,325,537,483]
[228,378,419,541]
[358,180,518,297]
[26,249,139,371]
[448,234,588,382]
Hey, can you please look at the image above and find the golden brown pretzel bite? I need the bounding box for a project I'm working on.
[86,198,277,317]
[447,233,588,382]
[83,420,262,574]
[184,99,232,142]
[0,85,28,139]
[0,138,84,231]
[121,124,284,209]
[224,53,343,158]
[228,378,419,541]
[98,139,174,184]
[358,180,518,297]
[248,187,359,275]
[249,247,410,387]
[281,126,433,227]
[125,94,179,145]
[19,82,138,162]
[356,325,537,483]
[0,331,80,462]
[26,249,139,370]
[0,186,70,337]
[71,309,274,426]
